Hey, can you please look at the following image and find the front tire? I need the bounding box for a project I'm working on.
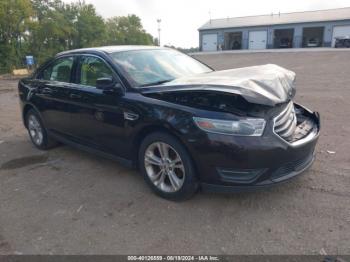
[139,132,199,201]
[25,109,58,150]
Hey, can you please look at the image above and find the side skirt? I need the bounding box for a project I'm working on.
[48,131,134,169]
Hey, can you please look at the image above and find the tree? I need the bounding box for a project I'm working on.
[0,0,155,73]
[72,1,106,48]
[153,37,159,46]
[29,0,76,63]
[0,0,33,71]
[105,15,154,45]
[25,0,106,64]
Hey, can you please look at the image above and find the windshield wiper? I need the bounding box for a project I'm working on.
[140,79,174,87]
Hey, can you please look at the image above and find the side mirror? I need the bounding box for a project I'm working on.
[96,77,114,89]
[96,77,124,95]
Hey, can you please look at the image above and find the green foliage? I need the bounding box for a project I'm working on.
[0,0,33,71]
[105,15,154,45]
[0,0,155,73]
[72,1,106,48]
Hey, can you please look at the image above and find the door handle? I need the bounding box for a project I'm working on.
[41,87,54,94]
[70,93,81,99]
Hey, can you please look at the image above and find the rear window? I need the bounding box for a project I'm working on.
[39,57,74,83]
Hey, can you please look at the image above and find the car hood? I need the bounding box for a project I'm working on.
[140,64,296,106]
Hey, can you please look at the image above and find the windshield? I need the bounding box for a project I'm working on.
[110,49,212,87]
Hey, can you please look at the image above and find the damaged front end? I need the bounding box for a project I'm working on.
[138,64,320,191]
[140,64,319,147]
[143,90,269,117]
[273,102,320,147]
[140,64,297,107]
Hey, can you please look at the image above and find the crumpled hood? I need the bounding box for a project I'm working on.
[140,64,296,106]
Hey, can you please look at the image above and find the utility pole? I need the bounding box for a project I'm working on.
[157,19,161,46]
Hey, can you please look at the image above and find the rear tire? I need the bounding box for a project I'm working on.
[139,132,199,201]
[25,109,59,150]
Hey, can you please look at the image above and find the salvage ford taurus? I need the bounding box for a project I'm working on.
[18,46,320,200]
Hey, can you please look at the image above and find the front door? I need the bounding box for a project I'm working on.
[69,55,127,157]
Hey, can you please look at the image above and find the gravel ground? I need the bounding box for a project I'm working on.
[0,50,349,255]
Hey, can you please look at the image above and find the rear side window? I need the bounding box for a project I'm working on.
[40,57,74,83]
[79,56,114,87]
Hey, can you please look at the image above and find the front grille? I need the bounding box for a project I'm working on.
[274,101,297,141]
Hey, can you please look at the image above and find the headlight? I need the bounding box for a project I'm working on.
[193,117,266,136]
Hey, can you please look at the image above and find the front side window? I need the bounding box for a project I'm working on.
[79,56,114,87]
[110,49,212,87]
[41,57,74,83]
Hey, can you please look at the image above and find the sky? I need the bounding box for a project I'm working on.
[63,0,350,48]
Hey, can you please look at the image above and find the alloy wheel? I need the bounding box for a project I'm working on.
[28,114,43,146]
[144,142,185,193]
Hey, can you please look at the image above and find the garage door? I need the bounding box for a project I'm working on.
[202,34,217,51]
[249,31,267,50]
[332,25,350,47]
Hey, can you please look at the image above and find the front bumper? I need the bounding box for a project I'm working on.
[188,103,320,192]
[201,153,314,192]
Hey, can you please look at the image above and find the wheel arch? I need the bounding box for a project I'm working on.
[22,103,42,128]
[132,125,200,178]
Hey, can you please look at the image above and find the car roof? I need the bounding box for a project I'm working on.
[57,45,169,56]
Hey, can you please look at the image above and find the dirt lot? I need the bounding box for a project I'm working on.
[0,50,349,255]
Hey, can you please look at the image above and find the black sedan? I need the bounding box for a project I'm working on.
[18,46,320,200]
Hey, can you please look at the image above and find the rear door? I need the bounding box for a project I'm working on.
[35,56,76,135]
[69,55,127,156]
